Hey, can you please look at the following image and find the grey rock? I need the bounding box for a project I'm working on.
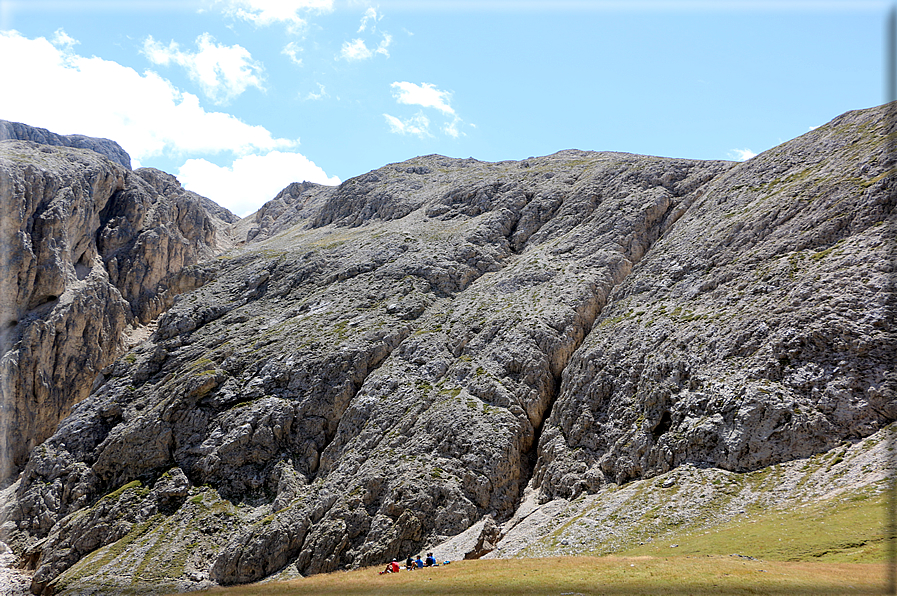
[0,104,894,594]
[532,104,896,498]
[462,515,500,559]
[0,140,231,479]
[0,120,132,169]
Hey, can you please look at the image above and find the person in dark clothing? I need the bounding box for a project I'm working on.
[425,552,437,567]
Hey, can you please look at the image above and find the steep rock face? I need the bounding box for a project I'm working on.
[0,140,229,479]
[2,148,731,593]
[532,105,896,497]
[0,104,894,595]
[0,121,132,169]
[238,181,331,243]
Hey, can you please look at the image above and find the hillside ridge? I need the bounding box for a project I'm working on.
[0,103,893,595]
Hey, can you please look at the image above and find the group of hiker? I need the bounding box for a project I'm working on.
[380,552,442,574]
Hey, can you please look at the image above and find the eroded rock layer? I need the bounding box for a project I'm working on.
[0,104,893,595]
[0,141,231,479]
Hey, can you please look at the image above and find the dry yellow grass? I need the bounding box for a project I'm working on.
[197,556,888,596]
[191,488,894,596]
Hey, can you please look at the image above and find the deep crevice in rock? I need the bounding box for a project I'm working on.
[512,193,694,504]
[311,325,414,481]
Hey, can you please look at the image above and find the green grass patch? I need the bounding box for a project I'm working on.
[101,480,145,502]
[619,490,889,563]
[193,556,888,595]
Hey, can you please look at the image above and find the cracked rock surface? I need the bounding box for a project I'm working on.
[0,139,232,479]
[0,103,893,594]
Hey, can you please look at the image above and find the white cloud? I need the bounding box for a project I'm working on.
[0,30,296,163]
[729,148,757,161]
[282,41,303,66]
[377,33,392,57]
[358,7,378,32]
[443,116,463,138]
[383,112,431,138]
[387,81,462,138]
[340,38,372,61]
[216,0,333,31]
[339,33,391,61]
[304,82,328,100]
[390,81,454,115]
[50,28,79,51]
[177,151,340,217]
[143,33,264,104]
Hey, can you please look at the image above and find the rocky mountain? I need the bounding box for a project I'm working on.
[0,139,235,482]
[0,103,893,595]
[0,121,132,170]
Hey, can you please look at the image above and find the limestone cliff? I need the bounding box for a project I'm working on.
[0,140,232,480]
[0,104,893,595]
[0,121,132,169]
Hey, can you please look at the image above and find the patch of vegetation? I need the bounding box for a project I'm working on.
[416,380,433,398]
[101,480,146,502]
[333,320,349,340]
[621,491,888,564]
[58,514,165,586]
[810,245,837,262]
[856,168,895,189]
[201,556,888,595]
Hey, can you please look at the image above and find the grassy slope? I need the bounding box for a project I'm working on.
[618,488,889,563]
[195,489,892,596]
[198,557,887,596]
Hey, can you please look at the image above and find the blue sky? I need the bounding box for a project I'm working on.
[0,0,890,216]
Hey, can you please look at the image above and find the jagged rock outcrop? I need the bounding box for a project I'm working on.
[0,140,232,480]
[237,181,331,244]
[0,121,132,169]
[532,105,897,497]
[0,104,893,595]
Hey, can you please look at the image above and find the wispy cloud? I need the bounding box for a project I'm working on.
[143,33,264,104]
[386,81,464,138]
[215,0,333,31]
[340,7,391,61]
[282,41,303,66]
[358,6,379,32]
[50,28,79,51]
[442,116,462,138]
[729,148,757,161]
[390,81,454,114]
[304,82,328,100]
[377,33,393,57]
[339,33,391,60]
[351,1,886,12]
[383,112,431,137]
[340,38,371,60]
